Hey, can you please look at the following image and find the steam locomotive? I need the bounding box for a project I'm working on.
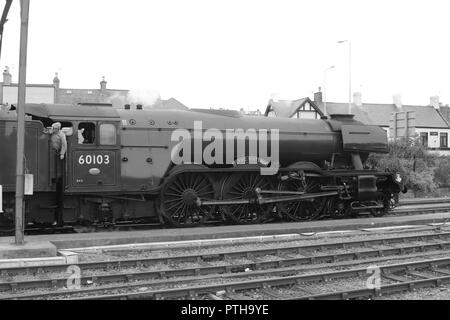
[0,103,402,230]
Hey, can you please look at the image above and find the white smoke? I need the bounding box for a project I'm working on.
[128,89,161,108]
[108,89,161,109]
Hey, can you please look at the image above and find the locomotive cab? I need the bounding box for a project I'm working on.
[24,104,122,194]
[68,120,121,193]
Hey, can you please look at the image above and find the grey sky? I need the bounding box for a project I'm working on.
[1,0,449,110]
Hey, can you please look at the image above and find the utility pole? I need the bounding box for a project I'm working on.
[337,40,352,114]
[0,0,12,61]
[15,0,30,245]
[323,65,335,116]
[348,40,352,114]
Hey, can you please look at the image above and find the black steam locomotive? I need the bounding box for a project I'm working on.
[0,103,402,230]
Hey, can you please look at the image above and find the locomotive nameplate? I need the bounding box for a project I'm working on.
[72,150,116,187]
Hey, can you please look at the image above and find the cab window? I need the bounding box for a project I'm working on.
[100,123,116,145]
[78,122,95,144]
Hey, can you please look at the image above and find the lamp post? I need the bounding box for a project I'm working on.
[323,65,335,116]
[337,40,352,114]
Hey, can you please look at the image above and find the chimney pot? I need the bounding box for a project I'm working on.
[3,66,12,85]
[314,88,323,105]
[100,76,107,91]
[53,72,60,88]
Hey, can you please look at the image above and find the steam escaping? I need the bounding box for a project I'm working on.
[108,89,162,109]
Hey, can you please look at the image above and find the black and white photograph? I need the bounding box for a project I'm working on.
[1,0,450,309]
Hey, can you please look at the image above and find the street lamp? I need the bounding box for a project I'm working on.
[323,66,335,116]
[337,40,352,114]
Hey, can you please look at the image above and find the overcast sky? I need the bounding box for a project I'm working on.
[1,0,449,110]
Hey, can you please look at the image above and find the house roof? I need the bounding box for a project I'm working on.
[318,102,450,128]
[264,97,324,118]
[3,83,55,88]
[56,88,129,105]
[161,97,188,110]
[143,97,188,110]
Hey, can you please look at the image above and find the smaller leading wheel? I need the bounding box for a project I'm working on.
[159,172,216,227]
[371,193,390,217]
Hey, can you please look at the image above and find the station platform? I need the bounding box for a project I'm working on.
[0,241,56,259]
[1,211,450,251]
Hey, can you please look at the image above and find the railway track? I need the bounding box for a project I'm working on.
[399,198,450,205]
[2,228,450,300]
[12,255,450,300]
[390,201,450,216]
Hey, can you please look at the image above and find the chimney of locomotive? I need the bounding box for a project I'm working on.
[136,104,143,110]
[2,66,11,85]
[393,94,402,109]
[430,96,440,109]
[314,87,323,105]
[353,92,362,107]
[124,104,131,110]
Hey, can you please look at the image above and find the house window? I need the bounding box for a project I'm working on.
[293,103,319,119]
[100,123,116,145]
[440,133,448,148]
[420,132,428,147]
[297,111,318,119]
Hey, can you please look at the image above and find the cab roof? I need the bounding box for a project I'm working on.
[25,103,120,120]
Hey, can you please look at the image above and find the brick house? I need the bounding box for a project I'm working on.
[53,74,129,105]
[261,88,450,155]
[313,89,450,155]
[0,67,187,110]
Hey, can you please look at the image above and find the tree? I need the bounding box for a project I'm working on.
[434,157,450,187]
[366,136,438,197]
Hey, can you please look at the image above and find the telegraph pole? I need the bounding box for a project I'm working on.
[348,40,352,114]
[15,0,30,245]
[337,40,352,114]
[323,65,335,116]
[0,0,13,61]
